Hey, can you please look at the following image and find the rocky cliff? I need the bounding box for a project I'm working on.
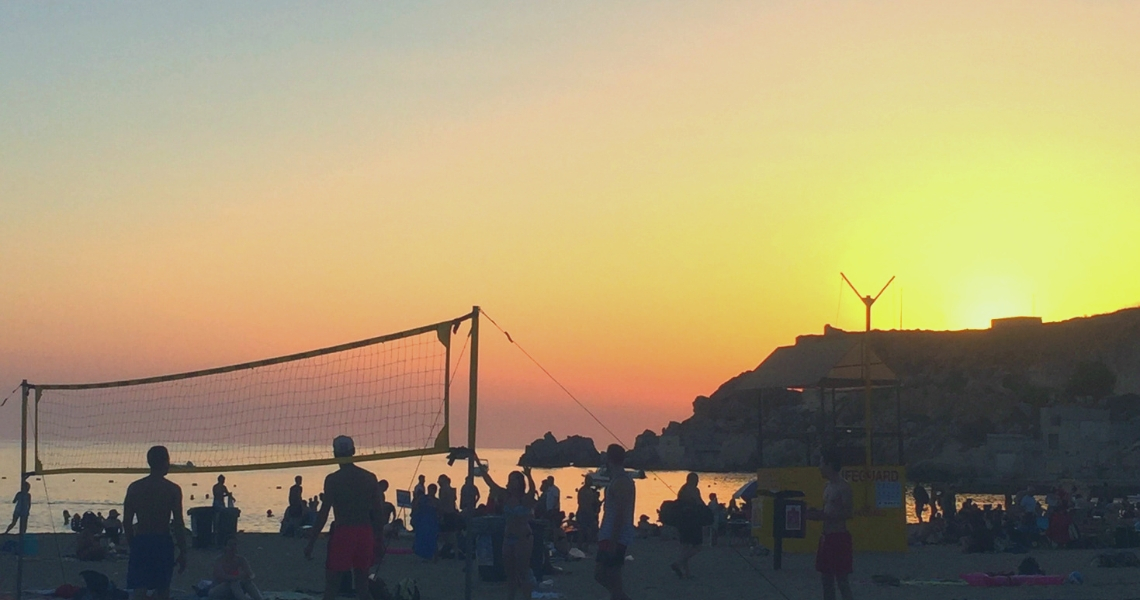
[623,307,1140,486]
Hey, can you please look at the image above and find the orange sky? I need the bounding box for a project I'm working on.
[2,1,1138,446]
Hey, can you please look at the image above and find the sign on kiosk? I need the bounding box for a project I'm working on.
[751,465,908,554]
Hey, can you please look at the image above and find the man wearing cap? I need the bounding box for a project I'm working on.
[305,436,382,600]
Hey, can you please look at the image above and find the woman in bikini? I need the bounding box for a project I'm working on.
[478,457,537,600]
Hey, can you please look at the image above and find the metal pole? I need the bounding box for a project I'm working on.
[17,381,29,600]
[863,311,873,466]
[464,307,480,600]
[896,384,904,464]
[756,390,764,468]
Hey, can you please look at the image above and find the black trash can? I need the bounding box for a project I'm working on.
[214,507,241,548]
[471,516,505,582]
[187,507,217,549]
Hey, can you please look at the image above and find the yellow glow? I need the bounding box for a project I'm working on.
[2,1,1139,445]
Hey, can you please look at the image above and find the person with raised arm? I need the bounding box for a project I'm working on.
[476,454,537,600]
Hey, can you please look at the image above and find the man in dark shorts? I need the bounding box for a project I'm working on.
[123,446,187,600]
[304,436,382,600]
[808,447,854,600]
[594,444,634,600]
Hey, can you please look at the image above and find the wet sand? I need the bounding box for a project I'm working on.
[4,533,1140,599]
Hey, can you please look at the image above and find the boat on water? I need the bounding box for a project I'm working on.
[585,464,646,487]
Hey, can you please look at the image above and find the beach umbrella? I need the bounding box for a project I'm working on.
[733,479,758,500]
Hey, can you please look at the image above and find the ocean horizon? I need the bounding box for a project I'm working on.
[1,441,758,534]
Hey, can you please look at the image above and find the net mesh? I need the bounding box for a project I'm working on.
[31,318,464,474]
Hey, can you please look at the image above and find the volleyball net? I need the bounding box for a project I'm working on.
[23,311,476,475]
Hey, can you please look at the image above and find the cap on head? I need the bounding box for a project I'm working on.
[333,435,356,458]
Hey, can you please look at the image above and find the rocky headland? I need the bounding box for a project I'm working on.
[519,308,1140,488]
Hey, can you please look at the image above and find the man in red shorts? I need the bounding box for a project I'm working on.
[808,447,854,600]
[305,436,382,600]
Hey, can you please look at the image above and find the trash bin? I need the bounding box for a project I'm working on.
[187,507,217,549]
[471,516,506,582]
[215,507,241,548]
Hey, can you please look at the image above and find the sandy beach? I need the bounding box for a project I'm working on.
[5,533,1140,600]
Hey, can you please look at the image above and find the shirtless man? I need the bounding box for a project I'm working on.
[304,436,382,600]
[123,446,187,600]
[594,444,635,600]
[808,448,854,600]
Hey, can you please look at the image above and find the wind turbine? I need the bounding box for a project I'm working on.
[840,273,894,465]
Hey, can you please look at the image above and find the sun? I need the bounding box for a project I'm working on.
[950,275,1034,330]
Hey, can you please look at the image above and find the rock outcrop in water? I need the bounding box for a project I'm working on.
[518,432,602,468]
[636,308,1140,487]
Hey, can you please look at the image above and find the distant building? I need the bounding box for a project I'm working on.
[991,316,1043,330]
[1039,406,1112,478]
[984,433,1041,478]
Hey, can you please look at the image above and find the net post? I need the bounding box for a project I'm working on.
[34,387,41,472]
[17,380,29,600]
[464,306,480,600]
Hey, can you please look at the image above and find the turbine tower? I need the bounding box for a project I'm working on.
[840,272,894,465]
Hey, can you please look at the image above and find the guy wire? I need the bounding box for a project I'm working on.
[479,309,793,600]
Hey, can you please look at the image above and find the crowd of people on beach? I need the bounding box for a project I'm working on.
[909,482,1140,554]
[5,439,874,600]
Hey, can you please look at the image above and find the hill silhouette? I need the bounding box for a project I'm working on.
[617,307,1140,486]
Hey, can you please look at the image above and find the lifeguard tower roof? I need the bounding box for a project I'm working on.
[735,337,898,391]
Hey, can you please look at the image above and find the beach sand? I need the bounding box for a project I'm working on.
[5,533,1140,600]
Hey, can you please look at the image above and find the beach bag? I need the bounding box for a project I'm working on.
[394,579,420,600]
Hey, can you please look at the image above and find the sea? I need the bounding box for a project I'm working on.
[0,441,1005,533]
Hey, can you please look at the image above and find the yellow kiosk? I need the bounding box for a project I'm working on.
[734,334,908,555]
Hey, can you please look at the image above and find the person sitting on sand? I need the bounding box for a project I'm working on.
[808,448,854,600]
[76,512,107,561]
[636,515,653,538]
[210,537,263,600]
[103,509,123,546]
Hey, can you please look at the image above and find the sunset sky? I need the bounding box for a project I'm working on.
[2,2,1138,447]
